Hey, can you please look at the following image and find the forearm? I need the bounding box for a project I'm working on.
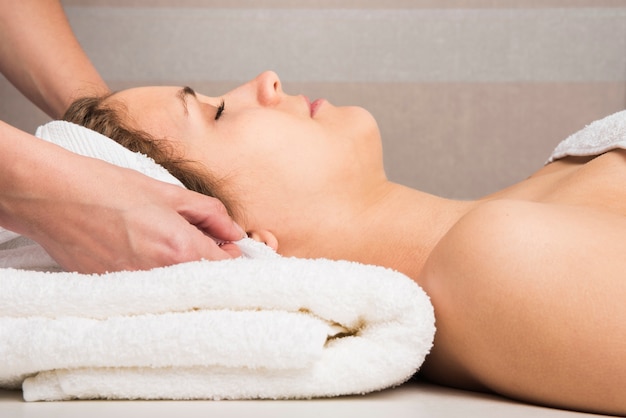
[0,121,69,234]
[0,0,109,118]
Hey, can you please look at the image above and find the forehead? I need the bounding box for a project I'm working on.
[106,86,189,135]
[110,86,182,108]
[110,86,186,117]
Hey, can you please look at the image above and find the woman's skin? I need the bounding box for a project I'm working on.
[104,71,625,416]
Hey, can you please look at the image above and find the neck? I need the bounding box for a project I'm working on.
[283,181,476,283]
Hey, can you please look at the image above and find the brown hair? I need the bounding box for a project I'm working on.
[63,95,239,218]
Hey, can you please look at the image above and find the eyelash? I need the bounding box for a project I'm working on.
[215,100,225,120]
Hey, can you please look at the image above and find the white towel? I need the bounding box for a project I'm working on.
[35,120,186,187]
[547,109,626,163]
[0,248,434,401]
[0,121,436,401]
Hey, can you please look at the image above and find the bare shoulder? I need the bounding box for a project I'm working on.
[419,199,626,415]
[422,198,626,297]
[426,198,626,278]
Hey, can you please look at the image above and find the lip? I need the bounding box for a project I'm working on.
[305,97,326,117]
[309,98,325,118]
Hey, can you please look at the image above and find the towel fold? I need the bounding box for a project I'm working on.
[0,121,436,401]
[2,308,331,383]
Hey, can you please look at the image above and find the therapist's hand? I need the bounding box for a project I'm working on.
[39,164,245,273]
[0,124,244,273]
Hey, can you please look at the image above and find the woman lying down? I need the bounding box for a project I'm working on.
[64,71,625,416]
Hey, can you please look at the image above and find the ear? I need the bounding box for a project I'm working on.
[246,229,279,251]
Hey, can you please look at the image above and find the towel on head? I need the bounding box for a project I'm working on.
[0,121,435,401]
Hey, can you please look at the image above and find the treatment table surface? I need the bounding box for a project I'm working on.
[0,381,604,418]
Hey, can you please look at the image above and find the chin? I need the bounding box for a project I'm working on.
[342,105,380,137]
[339,107,384,174]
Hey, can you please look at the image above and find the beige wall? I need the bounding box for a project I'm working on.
[2,0,625,198]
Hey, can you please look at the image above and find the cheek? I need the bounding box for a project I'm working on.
[222,141,327,213]
[225,116,321,170]
[211,109,382,212]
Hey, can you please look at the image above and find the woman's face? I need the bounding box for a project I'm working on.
[108,71,387,233]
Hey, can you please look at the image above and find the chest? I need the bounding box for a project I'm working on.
[494,150,626,215]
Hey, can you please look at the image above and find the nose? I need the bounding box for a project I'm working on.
[254,70,281,106]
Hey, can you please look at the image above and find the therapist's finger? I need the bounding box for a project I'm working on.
[172,187,246,243]
[176,222,243,261]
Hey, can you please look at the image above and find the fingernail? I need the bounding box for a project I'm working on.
[234,222,246,239]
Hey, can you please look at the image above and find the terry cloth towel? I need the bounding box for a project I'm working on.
[0,121,436,401]
[0,242,434,401]
[547,109,626,163]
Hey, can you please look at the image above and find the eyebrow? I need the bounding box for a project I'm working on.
[177,86,196,116]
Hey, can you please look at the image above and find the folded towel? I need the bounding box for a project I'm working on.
[547,109,626,163]
[0,239,434,401]
[0,121,436,401]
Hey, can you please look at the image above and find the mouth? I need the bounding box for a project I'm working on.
[309,98,325,117]
[304,96,325,118]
